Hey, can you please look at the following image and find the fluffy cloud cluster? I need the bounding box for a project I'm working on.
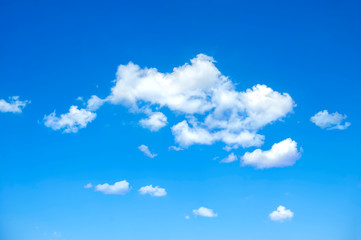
[95,180,131,195]
[43,54,295,152]
[138,144,157,158]
[44,105,96,133]
[269,205,294,222]
[139,185,167,197]
[193,207,218,218]
[241,138,301,169]
[107,54,295,148]
[0,96,29,113]
[310,110,350,130]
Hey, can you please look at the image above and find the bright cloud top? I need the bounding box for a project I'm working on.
[44,106,96,133]
[95,180,131,195]
[0,96,29,113]
[139,185,167,197]
[220,152,238,163]
[310,110,350,130]
[241,138,301,169]
[138,144,157,158]
[269,205,294,222]
[193,207,218,218]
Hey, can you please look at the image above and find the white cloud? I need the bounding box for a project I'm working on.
[95,180,131,195]
[185,215,190,220]
[44,105,96,133]
[241,138,301,169]
[138,145,157,158]
[220,152,238,163]
[86,95,105,111]
[84,183,93,189]
[310,110,350,130]
[193,207,218,218]
[168,146,183,151]
[138,185,167,197]
[269,205,294,222]
[0,96,29,113]
[106,54,295,148]
[139,111,168,131]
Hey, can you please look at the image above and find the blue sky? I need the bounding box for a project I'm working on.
[1,0,361,240]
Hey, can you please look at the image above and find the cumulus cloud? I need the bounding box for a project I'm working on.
[138,145,157,158]
[310,110,350,130]
[95,180,131,195]
[220,152,238,163]
[43,54,295,144]
[139,111,168,131]
[44,106,96,133]
[86,95,105,111]
[138,185,167,197]
[106,54,295,148]
[0,96,29,113]
[193,207,218,218]
[241,138,301,169]
[84,183,93,189]
[269,205,294,222]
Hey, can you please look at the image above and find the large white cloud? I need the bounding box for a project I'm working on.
[241,138,301,169]
[269,205,294,222]
[107,54,221,114]
[193,207,218,218]
[95,180,131,195]
[138,185,167,197]
[0,96,29,113]
[310,110,350,130]
[106,54,295,148]
[44,106,96,133]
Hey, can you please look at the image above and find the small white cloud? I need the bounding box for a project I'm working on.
[139,111,168,131]
[310,110,350,130]
[185,215,190,220]
[241,138,301,169]
[269,205,294,222]
[168,146,183,151]
[220,152,238,163]
[0,96,29,113]
[193,207,218,218]
[44,106,96,133]
[138,145,157,158]
[84,183,93,189]
[86,95,105,111]
[95,180,131,195]
[138,185,167,197]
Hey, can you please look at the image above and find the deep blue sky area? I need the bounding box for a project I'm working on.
[1,1,361,240]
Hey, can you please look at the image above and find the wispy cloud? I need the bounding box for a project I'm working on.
[138,145,157,158]
[0,96,29,113]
